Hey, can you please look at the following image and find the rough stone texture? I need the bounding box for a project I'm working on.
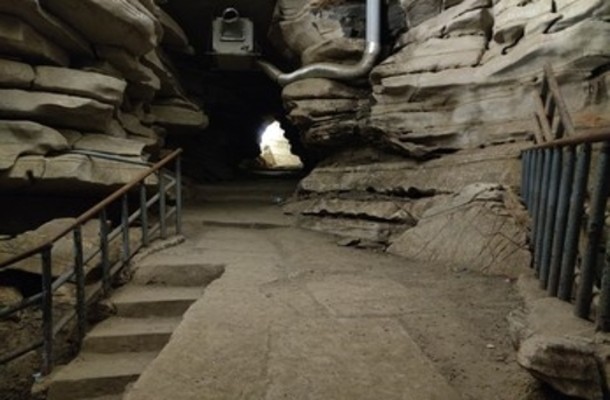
[33,66,127,106]
[0,219,145,294]
[0,154,154,192]
[0,120,69,170]
[0,286,22,309]
[0,0,92,57]
[0,14,68,66]
[41,0,160,57]
[0,89,114,132]
[509,277,610,400]
[299,143,523,195]
[96,45,161,101]
[388,184,531,277]
[73,134,146,157]
[0,59,35,88]
[272,0,610,154]
[270,0,610,302]
[121,185,540,400]
[151,100,209,130]
[0,0,205,191]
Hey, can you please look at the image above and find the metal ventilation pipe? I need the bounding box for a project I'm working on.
[257,0,381,86]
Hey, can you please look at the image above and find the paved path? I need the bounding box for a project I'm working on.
[123,179,542,400]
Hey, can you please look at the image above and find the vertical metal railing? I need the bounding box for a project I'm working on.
[0,149,183,375]
[521,65,610,330]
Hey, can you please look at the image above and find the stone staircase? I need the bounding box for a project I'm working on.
[44,284,203,400]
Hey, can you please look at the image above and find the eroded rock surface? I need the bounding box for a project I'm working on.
[276,0,610,286]
[0,0,206,192]
[509,278,610,400]
[388,183,531,277]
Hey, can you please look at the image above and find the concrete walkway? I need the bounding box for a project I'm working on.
[123,179,541,400]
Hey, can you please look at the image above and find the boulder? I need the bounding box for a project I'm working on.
[0,120,69,170]
[0,14,68,66]
[33,66,127,106]
[508,290,609,400]
[388,183,531,277]
[517,334,602,400]
[0,89,114,132]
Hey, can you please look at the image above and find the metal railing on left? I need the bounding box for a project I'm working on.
[0,149,183,375]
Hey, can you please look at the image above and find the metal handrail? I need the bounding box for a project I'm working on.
[527,128,610,150]
[0,149,182,270]
[521,65,610,331]
[0,149,184,375]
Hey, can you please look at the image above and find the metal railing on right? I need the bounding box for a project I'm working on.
[521,65,610,331]
[0,149,183,375]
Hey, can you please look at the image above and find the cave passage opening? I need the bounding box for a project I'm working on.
[256,120,304,170]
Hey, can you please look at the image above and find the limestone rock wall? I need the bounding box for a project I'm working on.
[274,0,610,275]
[0,0,207,191]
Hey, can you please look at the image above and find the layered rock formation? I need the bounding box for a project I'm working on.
[273,0,610,275]
[0,0,207,192]
[270,1,610,396]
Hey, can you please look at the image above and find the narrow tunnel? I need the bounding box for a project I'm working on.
[1,0,610,399]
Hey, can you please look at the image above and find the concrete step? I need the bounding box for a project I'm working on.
[111,285,203,318]
[83,317,181,353]
[47,352,157,400]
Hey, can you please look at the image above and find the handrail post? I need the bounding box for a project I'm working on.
[121,194,130,262]
[539,148,562,288]
[41,246,53,376]
[534,149,552,276]
[0,149,184,369]
[576,141,610,319]
[73,226,86,347]
[175,156,183,236]
[558,143,591,300]
[547,146,575,296]
[159,171,167,239]
[140,184,149,247]
[99,208,110,294]
[598,206,610,331]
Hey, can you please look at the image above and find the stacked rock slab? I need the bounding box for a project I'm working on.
[0,0,208,190]
[273,1,610,397]
[274,0,610,270]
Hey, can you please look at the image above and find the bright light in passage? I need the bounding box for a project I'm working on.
[259,121,303,169]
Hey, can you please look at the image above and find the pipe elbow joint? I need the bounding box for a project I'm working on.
[258,41,381,87]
